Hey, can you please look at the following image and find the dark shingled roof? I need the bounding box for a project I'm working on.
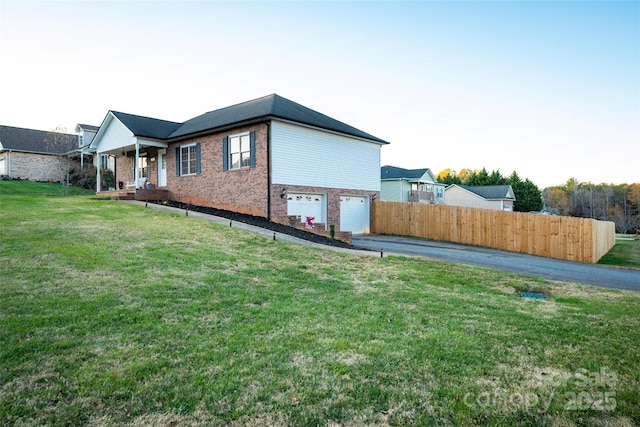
[381,165,429,180]
[0,125,77,154]
[77,124,100,132]
[169,94,388,144]
[110,111,182,140]
[459,185,515,200]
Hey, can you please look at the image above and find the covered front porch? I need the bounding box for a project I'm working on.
[96,141,169,192]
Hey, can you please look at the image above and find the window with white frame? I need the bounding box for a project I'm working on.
[223,132,255,171]
[230,133,250,169]
[137,155,148,180]
[100,155,109,170]
[176,143,200,176]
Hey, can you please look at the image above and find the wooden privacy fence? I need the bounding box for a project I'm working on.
[372,201,616,263]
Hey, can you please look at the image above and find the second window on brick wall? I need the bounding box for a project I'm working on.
[176,143,201,176]
[223,132,255,170]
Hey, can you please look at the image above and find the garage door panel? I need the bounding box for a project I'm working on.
[340,196,369,234]
[287,193,325,224]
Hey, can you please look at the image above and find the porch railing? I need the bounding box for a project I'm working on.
[408,190,435,203]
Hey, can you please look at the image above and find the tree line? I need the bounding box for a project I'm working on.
[436,168,543,213]
[543,179,640,233]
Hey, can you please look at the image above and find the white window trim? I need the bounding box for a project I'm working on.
[180,143,198,176]
[228,131,251,170]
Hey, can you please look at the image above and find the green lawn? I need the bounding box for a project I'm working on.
[599,235,640,269]
[1,181,639,426]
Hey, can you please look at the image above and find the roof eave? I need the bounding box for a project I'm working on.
[168,115,389,145]
[167,116,272,142]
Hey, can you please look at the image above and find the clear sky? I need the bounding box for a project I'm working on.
[1,0,638,188]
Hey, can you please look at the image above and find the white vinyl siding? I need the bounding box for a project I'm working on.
[381,180,411,202]
[79,130,97,148]
[95,117,135,153]
[271,121,381,191]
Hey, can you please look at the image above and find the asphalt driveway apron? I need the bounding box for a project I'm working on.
[352,235,640,292]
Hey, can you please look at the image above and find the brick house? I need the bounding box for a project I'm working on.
[90,94,389,236]
[0,125,78,182]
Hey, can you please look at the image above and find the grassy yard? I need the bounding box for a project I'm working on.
[598,236,640,269]
[1,181,639,426]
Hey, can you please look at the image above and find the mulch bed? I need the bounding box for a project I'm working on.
[151,200,355,249]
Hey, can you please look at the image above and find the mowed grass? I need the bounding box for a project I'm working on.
[599,236,640,269]
[1,182,639,426]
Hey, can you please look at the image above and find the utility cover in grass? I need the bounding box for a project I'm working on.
[521,292,548,300]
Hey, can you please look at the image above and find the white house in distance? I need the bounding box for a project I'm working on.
[380,165,445,204]
[445,184,516,211]
[76,123,115,173]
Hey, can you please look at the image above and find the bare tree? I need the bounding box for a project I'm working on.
[44,126,74,195]
[544,180,640,233]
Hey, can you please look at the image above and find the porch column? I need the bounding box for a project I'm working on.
[135,141,140,189]
[96,152,101,192]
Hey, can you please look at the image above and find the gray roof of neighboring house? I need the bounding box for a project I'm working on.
[77,124,100,132]
[107,94,388,144]
[0,125,77,154]
[381,165,429,180]
[458,185,515,200]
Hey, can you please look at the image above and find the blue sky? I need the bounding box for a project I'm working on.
[1,1,638,188]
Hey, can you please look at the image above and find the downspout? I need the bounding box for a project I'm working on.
[7,150,11,179]
[265,121,272,220]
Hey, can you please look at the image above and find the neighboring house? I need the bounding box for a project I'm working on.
[445,184,516,211]
[76,123,115,173]
[0,125,78,182]
[380,165,445,204]
[90,94,389,234]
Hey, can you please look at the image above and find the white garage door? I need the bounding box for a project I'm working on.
[287,193,325,225]
[340,195,369,234]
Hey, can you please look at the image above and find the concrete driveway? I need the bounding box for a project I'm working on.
[352,234,640,292]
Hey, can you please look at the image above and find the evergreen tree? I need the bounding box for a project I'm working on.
[437,170,462,185]
[465,168,491,186]
[515,179,543,212]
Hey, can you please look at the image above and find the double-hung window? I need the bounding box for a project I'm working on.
[175,143,201,176]
[100,154,109,170]
[223,132,255,171]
